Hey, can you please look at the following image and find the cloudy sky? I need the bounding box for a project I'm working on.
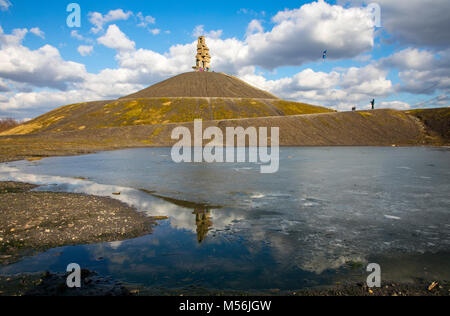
[0,0,449,120]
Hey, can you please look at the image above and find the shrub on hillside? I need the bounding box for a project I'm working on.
[0,118,19,133]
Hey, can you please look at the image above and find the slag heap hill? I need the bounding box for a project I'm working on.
[1,37,334,136]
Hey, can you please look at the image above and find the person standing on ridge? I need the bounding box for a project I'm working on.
[371,99,375,110]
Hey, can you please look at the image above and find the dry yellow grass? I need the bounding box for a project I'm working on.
[0,109,432,165]
[2,98,333,136]
[0,122,43,136]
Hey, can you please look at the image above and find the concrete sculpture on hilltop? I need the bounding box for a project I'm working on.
[192,36,211,72]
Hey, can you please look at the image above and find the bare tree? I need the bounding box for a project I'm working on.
[0,118,19,133]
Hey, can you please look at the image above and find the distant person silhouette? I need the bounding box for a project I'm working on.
[371,99,375,110]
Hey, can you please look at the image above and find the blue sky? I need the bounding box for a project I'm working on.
[1,0,323,73]
[0,0,449,119]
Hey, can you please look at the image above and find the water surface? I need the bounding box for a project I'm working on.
[0,147,449,290]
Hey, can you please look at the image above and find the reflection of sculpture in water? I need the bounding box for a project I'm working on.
[193,209,213,243]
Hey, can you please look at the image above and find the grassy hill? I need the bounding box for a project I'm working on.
[0,110,428,163]
[1,72,336,136]
[406,108,450,144]
[0,98,333,136]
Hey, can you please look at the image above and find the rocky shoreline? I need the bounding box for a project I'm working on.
[0,271,131,296]
[0,181,155,266]
[0,272,447,296]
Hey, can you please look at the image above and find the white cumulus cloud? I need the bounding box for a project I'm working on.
[77,45,94,56]
[0,0,11,11]
[30,27,45,39]
[246,20,264,36]
[0,27,87,90]
[89,9,133,34]
[245,0,375,69]
[338,0,450,47]
[379,101,411,110]
[97,24,135,51]
[193,25,223,39]
[149,29,161,35]
[136,12,156,28]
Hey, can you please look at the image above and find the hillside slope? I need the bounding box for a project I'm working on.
[406,108,450,145]
[1,98,333,135]
[0,110,427,163]
[122,72,278,99]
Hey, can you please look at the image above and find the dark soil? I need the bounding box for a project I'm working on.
[0,270,131,296]
[122,72,278,99]
[1,272,446,296]
[109,280,450,297]
[292,280,449,296]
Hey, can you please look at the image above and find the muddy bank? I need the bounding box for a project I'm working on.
[0,271,131,296]
[0,181,155,265]
[2,273,446,296]
[293,280,449,296]
[127,281,449,297]
[125,280,449,296]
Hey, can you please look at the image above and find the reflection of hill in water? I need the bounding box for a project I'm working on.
[139,189,222,210]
